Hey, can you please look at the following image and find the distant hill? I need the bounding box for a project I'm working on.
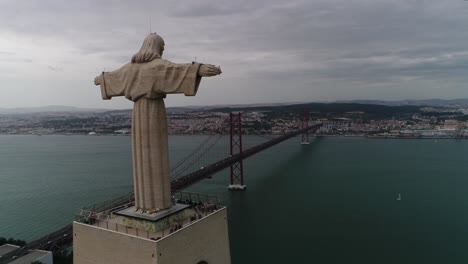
[336,99,468,106]
[1,99,466,115]
[0,105,202,114]
[0,105,109,114]
[211,102,420,113]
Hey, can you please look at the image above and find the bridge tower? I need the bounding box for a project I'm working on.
[228,112,246,190]
[301,110,310,145]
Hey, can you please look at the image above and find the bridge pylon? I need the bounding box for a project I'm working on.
[228,112,246,190]
[300,109,310,145]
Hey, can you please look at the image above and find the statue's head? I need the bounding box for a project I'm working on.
[131,33,165,63]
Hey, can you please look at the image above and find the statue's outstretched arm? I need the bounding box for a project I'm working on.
[94,74,103,85]
[198,64,222,77]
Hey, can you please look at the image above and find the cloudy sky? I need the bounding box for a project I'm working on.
[0,0,467,109]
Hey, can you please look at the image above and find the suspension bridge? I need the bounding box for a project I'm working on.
[0,112,323,264]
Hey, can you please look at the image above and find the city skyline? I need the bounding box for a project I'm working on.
[0,0,468,109]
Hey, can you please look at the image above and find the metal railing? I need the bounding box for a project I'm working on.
[173,191,222,206]
[74,191,224,242]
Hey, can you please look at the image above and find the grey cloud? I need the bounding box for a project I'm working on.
[1,58,33,63]
[48,66,63,71]
[1,0,468,108]
[168,0,259,17]
[0,51,15,55]
[315,49,468,85]
[76,45,110,56]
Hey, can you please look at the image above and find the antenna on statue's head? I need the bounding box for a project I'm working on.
[149,16,152,34]
[148,0,154,34]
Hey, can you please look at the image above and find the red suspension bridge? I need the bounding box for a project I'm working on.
[0,111,323,264]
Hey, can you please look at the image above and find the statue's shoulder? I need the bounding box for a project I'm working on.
[119,62,134,70]
[156,59,174,65]
[145,59,177,69]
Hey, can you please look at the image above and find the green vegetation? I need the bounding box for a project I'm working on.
[0,236,26,247]
[213,103,422,120]
[454,115,468,121]
[53,250,73,264]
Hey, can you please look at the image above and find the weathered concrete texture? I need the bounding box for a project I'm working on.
[10,250,53,264]
[100,59,202,212]
[115,203,189,222]
[0,244,18,256]
[73,222,157,264]
[1,244,53,264]
[132,97,172,211]
[73,208,231,264]
[94,33,219,212]
[157,208,231,264]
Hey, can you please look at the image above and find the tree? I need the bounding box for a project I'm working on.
[0,236,26,247]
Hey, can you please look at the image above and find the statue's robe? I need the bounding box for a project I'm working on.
[98,59,202,211]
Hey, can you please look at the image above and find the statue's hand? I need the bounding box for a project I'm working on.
[94,75,102,85]
[198,64,222,77]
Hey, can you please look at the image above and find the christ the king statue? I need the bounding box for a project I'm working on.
[94,33,222,213]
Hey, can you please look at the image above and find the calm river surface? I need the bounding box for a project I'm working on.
[1,135,468,263]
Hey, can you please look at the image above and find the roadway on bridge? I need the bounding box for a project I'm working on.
[0,124,321,264]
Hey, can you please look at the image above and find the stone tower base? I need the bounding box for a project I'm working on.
[73,208,231,264]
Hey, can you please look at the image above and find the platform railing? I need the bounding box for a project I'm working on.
[75,191,224,241]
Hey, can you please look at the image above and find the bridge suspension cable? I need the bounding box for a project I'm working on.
[0,113,322,264]
[169,116,230,180]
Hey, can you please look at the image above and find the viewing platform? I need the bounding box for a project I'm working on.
[75,192,224,241]
[73,191,231,264]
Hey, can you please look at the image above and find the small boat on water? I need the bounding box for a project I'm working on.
[397,193,401,201]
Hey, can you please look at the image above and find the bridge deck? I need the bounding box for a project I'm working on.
[0,123,322,264]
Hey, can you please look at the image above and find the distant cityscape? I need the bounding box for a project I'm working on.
[1,100,468,139]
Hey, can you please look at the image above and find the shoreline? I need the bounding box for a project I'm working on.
[0,133,465,140]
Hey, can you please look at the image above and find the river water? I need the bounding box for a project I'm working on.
[1,135,468,263]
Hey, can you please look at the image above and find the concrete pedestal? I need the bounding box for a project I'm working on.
[73,208,231,264]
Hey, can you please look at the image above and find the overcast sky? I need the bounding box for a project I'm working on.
[0,0,467,109]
